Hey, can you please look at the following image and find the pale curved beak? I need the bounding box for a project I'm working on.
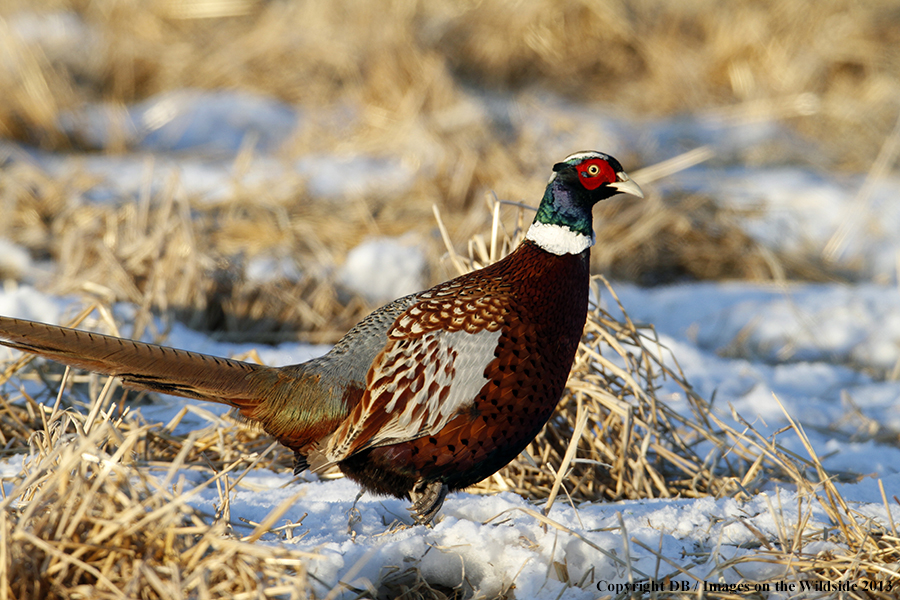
[609,173,644,198]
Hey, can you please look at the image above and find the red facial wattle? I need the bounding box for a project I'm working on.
[575,159,616,190]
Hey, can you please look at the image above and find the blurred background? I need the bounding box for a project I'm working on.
[1,0,898,343]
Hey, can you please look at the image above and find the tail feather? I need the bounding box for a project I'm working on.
[0,316,276,407]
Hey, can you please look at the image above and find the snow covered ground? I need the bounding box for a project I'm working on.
[2,89,899,597]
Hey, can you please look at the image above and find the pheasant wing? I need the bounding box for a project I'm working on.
[310,284,510,469]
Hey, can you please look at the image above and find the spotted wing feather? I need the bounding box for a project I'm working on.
[309,279,510,470]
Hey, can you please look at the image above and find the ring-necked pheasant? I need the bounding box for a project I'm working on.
[0,151,642,524]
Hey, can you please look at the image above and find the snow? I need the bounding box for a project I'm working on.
[58,89,299,154]
[337,234,427,303]
[294,154,418,200]
[0,281,65,325]
[4,10,98,72]
[0,239,34,281]
[2,88,900,597]
[245,254,304,284]
[0,89,416,205]
[612,281,900,373]
[677,167,900,281]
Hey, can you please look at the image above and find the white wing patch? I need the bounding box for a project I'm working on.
[315,327,501,467]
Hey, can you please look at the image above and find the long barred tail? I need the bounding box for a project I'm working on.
[0,316,277,407]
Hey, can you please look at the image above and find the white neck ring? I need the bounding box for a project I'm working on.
[525,221,594,255]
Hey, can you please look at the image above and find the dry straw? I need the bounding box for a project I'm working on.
[2,194,897,598]
[0,0,891,340]
[1,1,899,595]
[1,420,319,600]
[2,0,897,170]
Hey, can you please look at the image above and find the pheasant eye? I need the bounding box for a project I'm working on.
[586,164,600,176]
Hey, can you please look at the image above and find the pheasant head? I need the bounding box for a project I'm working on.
[527,150,644,255]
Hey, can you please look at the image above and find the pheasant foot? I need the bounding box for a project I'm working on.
[408,480,448,526]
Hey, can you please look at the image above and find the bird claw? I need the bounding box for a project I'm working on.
[408,480,448,526]
[347,488,364,533]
